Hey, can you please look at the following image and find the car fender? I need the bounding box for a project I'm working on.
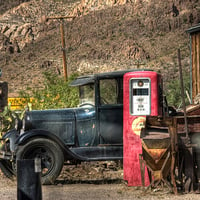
[15,129,85,161]
[15,129,66,150]
[2,129,18,140]
[2,129,19,152]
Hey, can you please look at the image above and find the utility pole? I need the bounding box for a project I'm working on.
[133,59,146,69]
[45,16,75,81]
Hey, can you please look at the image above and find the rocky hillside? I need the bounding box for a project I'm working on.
[0,0,199,97]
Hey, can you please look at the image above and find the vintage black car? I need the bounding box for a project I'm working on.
[0,70,134,184]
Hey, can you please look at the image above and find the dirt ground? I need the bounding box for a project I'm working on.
[0,161,200,200]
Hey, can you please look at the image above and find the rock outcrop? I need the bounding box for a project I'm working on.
[0,0,75,53]
[0,0,199,97]
[0,0,199,54]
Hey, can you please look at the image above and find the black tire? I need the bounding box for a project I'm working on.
[0,143,15,178]
[0,160,14,178]
[16,138,64,185]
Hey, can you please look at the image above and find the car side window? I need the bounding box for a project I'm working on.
[100,79,119,105]
[79,84,95,105]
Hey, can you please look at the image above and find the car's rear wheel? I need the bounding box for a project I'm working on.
[16,138,64,185]
[0,142,15,178]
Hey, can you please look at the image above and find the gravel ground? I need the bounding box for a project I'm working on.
[0,161,200,200]
[1,179,200,200]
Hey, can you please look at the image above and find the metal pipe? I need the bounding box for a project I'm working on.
[178,49,189,140]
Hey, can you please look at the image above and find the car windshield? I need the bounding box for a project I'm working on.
[79,84,95,105]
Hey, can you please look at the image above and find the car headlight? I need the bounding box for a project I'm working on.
[15,118,22,131]
[22,114,32,131]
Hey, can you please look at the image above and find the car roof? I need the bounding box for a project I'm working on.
[70,69,151,86]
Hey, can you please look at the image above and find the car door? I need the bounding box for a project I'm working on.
[98,77,123,145]
[74,83,98,147]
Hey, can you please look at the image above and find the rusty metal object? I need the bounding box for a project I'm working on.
[141,113,200,193]
[140,121,173,190]
[140,144,172,191]
[140,116,177,193]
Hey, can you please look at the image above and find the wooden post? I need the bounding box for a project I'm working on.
[169,117,178,194]
[60,20,68,81]
[45,16,75,81]
[178,49,189,140]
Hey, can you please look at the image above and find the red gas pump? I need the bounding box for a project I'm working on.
[123,71,163,186]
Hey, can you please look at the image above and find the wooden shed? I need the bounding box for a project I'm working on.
[187,24,200,102]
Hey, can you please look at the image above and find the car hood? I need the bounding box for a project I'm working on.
[25,108,76,124]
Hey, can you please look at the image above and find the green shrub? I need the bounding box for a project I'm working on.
[19,73,79,110]
[165,73,190,108]
[0,104,18,136]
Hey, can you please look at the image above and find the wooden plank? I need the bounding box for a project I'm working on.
[197,33,200,95]
[192,34,197,100]
[196,34,200,94]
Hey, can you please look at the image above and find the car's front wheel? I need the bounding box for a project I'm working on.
[16,138,64,185]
